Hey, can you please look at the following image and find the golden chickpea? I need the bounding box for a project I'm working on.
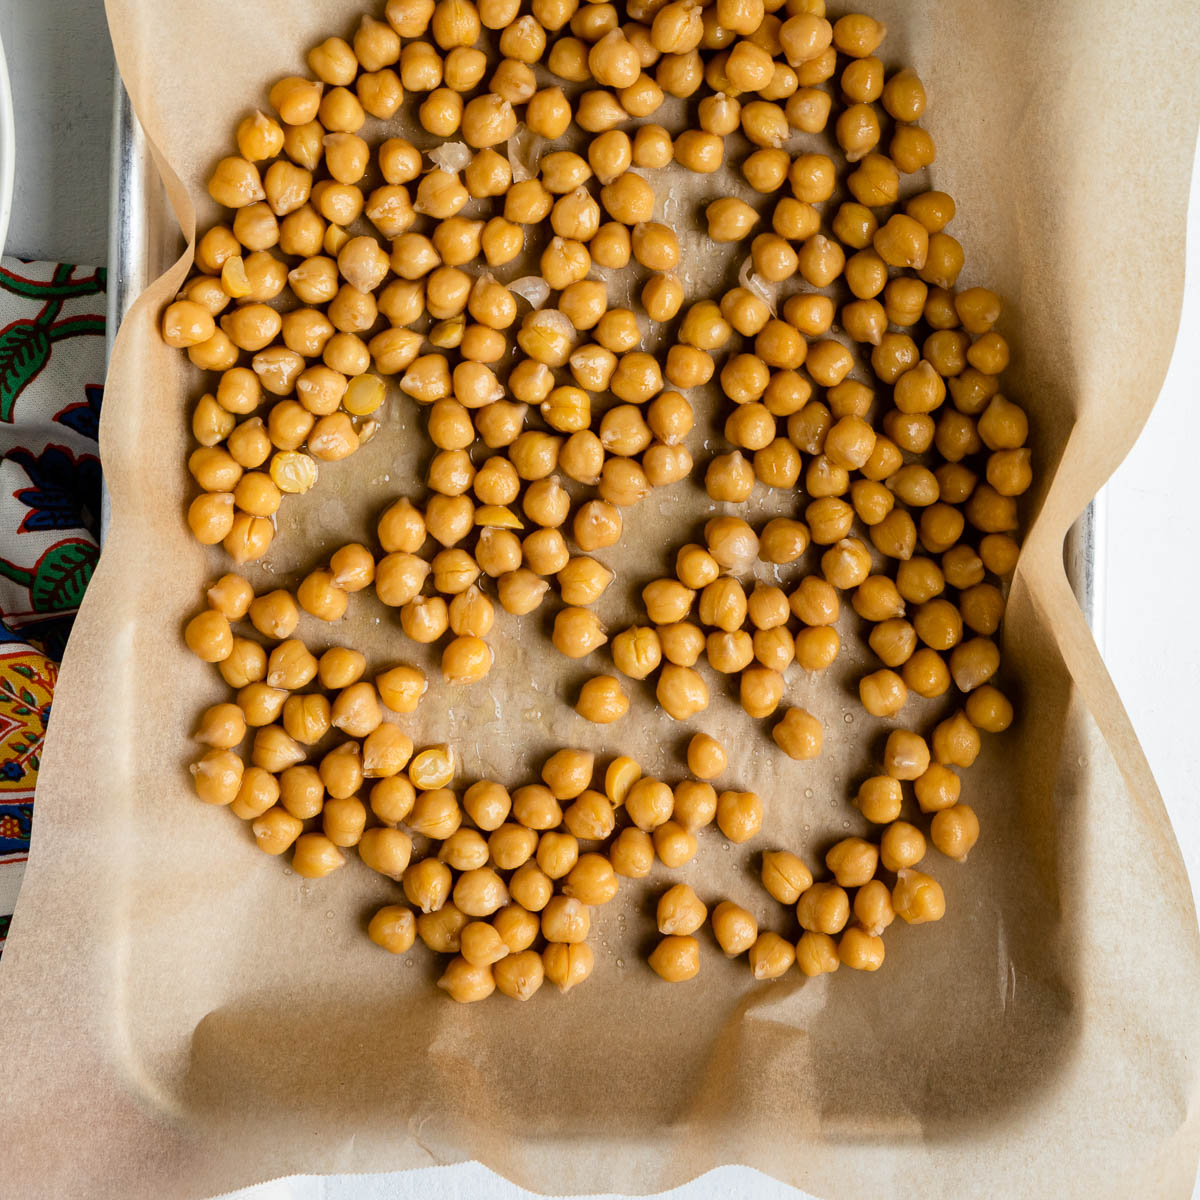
[793,882,847,935]
[705,901,755,958]
[608,826,654,879]
[716,790,763,844]
[752,627,794,674]
[453,867,509,919]
[251,807,304,856]
[548,607,605,660]
[620,776,671,832]
[857,669,906,718]
[837,926,885,971]
[705,628,753,676]
[892,869,945,924]
[680,732,724,781]
[493,906,541,957]
[367,772,415,830]
[738,665,782,719]
[768,707,820,761]
[230,766,279,821]
[824,837,878,889]
[966,684,1014,734]
[878,820,925,874]
[190,748,244,807]
[362,723,414,779]
[651,883,705,938]
[537,895,588,945]
[789,929,838,977]
[437,957,495,1003]
[646,934,699,983]
[459,921,510,969]
[401,858,453,914]
[367,905,417,956]
[931,803,980,863]
[184,609,233,663]
[417,902,468,955]
[748,931,795,981]
[543,941,595,993]
[656,822,698,876]
[236,681,287,728]
[486,823,535,873]
[557,853,617,907]
[358,826,414,880]
[758,849,811,905]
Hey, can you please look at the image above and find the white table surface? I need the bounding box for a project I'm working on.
[2,2,1198,1197]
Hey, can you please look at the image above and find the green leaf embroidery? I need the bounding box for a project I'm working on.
[20,689,35,706]
[11,664,34,679]
[0,320,53,422]
[30,539,97,614]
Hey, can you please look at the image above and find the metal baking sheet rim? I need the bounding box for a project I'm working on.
[101,80,1105,643]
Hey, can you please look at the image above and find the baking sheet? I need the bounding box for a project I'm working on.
[0,1,1197,1197]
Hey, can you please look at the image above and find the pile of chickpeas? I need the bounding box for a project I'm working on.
[169,0,1027,995]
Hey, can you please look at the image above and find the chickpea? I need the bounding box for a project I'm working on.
[251,807,304,856]
[493,906,541,957]
[748,931,795,981]
[824,837,878,889]
[230,765,279,821]
[857,669,906,718]
[358,826,414,880]
[437,957,495,1003]
[681,732,725,781]
[608,826,655,879]
[707,901,755,957]
[399,859,451,914]
[966,684,1014,734]
[452,867,508,919]
[795,882,848,936]
[892,869,945,924]
[537,895,588,945]
[366,906,417,956]
[930,803,980,863]
[368,775,414,827]
[556,853,617,907]
[418,902,468,954]
[716,790,763,844]
[645,934,699,983]
[543,941,595,993]
[789,930,838,977]
[190,748,244,806]
[754,850,810,906]
[184,609,233,664]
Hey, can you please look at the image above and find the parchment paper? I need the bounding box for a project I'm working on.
[0,1,1197,1196]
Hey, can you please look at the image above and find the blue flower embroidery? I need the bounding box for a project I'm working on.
[8,443,101,536]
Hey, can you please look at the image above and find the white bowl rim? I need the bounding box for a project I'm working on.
[0,27,16,261]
